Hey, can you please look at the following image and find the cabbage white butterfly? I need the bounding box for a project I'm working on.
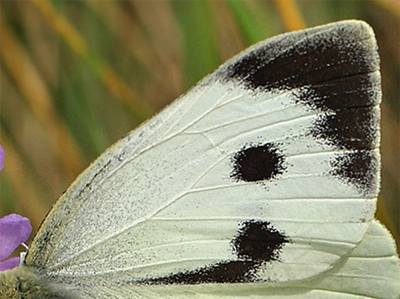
[1,20,399,298]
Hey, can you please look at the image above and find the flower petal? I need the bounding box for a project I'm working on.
[0,143,4,171]
[0,257,20,271]
[0,214,31,261]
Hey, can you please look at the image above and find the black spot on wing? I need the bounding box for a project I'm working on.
[231,220,289,262]
[230,143,286,183]
[139,221,288,285]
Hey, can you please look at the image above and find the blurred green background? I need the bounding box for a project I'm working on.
[0,0,399,250]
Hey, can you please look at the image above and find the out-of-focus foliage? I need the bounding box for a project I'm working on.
[0,0,399,249]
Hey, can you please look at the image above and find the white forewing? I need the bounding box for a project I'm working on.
[29,82,372,281]
[21,20,399,298]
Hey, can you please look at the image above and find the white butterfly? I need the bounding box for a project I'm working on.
[1,20,399,298]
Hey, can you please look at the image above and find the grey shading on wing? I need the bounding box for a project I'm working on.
[22,20,399,298]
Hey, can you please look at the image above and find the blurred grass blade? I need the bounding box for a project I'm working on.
[0,12,85,177]
[30,0,153,121]
[172,1,220,87]
[226,0,273,45]
[273,0,305,31]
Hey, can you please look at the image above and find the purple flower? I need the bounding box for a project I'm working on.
[0,143,4,171]
[0,214,32,271]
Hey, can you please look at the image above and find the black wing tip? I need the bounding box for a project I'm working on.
[220,19,379,91]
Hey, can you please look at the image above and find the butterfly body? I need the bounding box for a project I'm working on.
[1,20,399,299]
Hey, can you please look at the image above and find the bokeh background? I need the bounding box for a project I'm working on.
[1,0,399,251]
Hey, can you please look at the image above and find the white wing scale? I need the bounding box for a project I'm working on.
[20,20,399,298]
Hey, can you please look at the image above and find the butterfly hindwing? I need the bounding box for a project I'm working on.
[23,20,398,298]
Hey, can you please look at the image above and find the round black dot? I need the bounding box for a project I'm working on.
[231,143,285,182]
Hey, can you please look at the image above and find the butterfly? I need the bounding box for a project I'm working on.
[1,20,399,299]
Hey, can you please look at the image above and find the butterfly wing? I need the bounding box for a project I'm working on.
[24,20,399,298]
